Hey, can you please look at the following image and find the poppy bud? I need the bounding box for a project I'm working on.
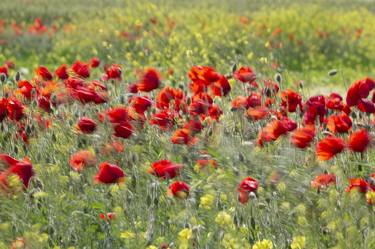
[14,71,21,82]
[0,73,6,83]
[328,69,337,76]
[274,73,282,84]
[231,63,237,73]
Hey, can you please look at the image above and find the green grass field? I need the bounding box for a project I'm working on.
[0,0,374,248]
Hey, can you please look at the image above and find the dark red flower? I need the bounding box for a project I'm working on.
[17,80,34,100]
[291,125,316,149]
[107,106,129,124]
[0,98,7,122]
[105,64,122,80]
[316,136,345,161]
[136,68,161,92]
[280,89,303,113]
[113,121,133,139]
[149,110,175,130]
[77,117,97,134]
[0,154,34,189]
[129,96,152,114]
[7,98,24,121]
[147,160,182,179]
[55,64,69,80]
[0,66,8,77]
[326,93,343,110]
[348,129,371,153]
[233,66,256,83]
[326,113,352,133]
[311,173,336,190]
[238,177,259,204]
[346,77,375,107]
[168,181,190,199]
[304,95,326,125]
[357,98,375,113]
[346,178,370,193]
[94,162,125,184]
[36,66,53,81]
[90,57,100,68]
[72,60,90,78]
[210,76,231,97]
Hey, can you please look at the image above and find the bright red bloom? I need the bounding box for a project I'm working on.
[55,64,69,80]
[257,120,288,146]
[113,121,133,139]
[316,136,345,161]
[149,110,175,130]
[137,68,161,92]
[90,57,100,68]
[94,162,125,184]
[36,66,53,81]
[156,86,185,111]
[0,98,7,122]
[231,96,250,110]
[233,66,256,83]
[129,96,152,114]
[107,107,128,124]
[348,129,371,153]
[281,117,297,132]
[171,128,197,145]
[69,150,97,172]
[99,212,116,221]
[326,93,343,110]
[196,158,217,170]
[69,86,107,104]
[210,76,231,97]
[247,106,269,121]
[77,117,97,134]
[208,104,223,121]
[280,89,303,113]
[357,98,375,113]
[311,173,336,190]
[304,95,327,125]
[0,66,8,77]
[148,160,183,179]
[72,61,90,78]
[346,77,375,107]
[105,64,122,80]
[346,178,370,193]
[168,181,190,199]
[183,119,204,134]
[237,177,259,204]
[291,125,316,149]
[0,154,34,188]
[188,66,221,85]
[7,98,24,121]
[326,113,352,133]
[17,80,34,100]
[37,95,51,112]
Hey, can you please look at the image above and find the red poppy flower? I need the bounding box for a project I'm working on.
[17,80,34,100]
[149,110,175,130]
[90,57,100,68]
[77,117,97,134]
[237,176,259,204]
[72,60,90,78]
[70,87,107,104]
[69,150,97,172]
[148,160,183,179]
[7,98,24,121]
[99,212,116,221]
[136,68,161,92]
[0,154,34,188]
[247,106,269,121]
[231,96,250,110]
[113,121,133,139]
[346,77,375,107]
[55,64,69,80]
[262,80,279,97]
[326,93,343,110]
[208,104,223,121]
[345,178,370,193]
[233,66,256,83]
[210,76,231,97]
[316,136,345,161]
[171,128,197,145]
[129,96,152,114]
[168,181,190,199]
[94,162,125,184]
[357,98,375,113]
[128,83,138,93]
[257,120,288,146]
[188,66,221,85]
[37,95,51,112]
[348,129,371,153]
[304,95,327,125]
[0,98,8,122]
[196,158,217,170]
[326,113,352,133]
[0,66,8,77]
[291,125,316,149]
[183,119,204,134]
[311,173,336,190]
[36,66,53,81]
[105,64,122,80]
[107,107,129,124]
[247,92,262,108]
[280,89,303,113]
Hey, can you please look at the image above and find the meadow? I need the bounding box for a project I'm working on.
[0,0,374,248]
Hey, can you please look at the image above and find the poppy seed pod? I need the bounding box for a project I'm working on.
[0,73,7,83]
